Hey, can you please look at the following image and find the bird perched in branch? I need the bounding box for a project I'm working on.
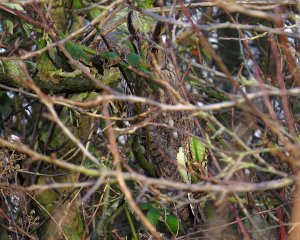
[127,5,204,233]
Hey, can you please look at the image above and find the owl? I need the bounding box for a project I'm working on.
[127,10,204,231]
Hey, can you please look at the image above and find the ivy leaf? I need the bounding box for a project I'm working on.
[190,136,206,163]
[176,147,190,183]
[2,3,24,11]
[63,42,90,64]
[127,52,140,66]
[101,51,120,60]
[127,52,148,71]
[3,19,14,34]
[63,227,82,240]
[228,196,247,204]
[100,51,122,67]
[36,38,57,78]
[139,202,152,211]
[0,92,12,120]
[72,0,82,9]
[190,137,207,182]
[59,33,96,65]
[137,0,154,8]
[202,87,229,101]
[201,47,212,62]
[89,8,102,19]
[165,214,179,235]
[146,207,160,227]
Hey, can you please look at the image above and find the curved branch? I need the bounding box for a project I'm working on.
[0,60,120,93]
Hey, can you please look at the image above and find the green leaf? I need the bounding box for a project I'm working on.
[165,214,179,235]
[37,37,60,74]
[64,42,90,64]
[0,219,9,240]
[203,200,214,219]
[47,40,61,67]
[89,8,102,19]
[100,51,122,67]
[21,22,33,38]
[2,3,24,11]
[201,47,212,62]
[137,0,154,8]
[64,227,82,240]
[127,52,148,71]
[228,196,247,204]
[72,0,83,9]
[202,87,229,101]
[59,33,95,64]
[101,51,120,60]
[146,207,160,226]
[190,136,206,163]
[176,147,190,183]
[0,92,12,119]
[3,19,14,34]
[132,136,157,177]
[127,53,141,67]
[139,202,153,211]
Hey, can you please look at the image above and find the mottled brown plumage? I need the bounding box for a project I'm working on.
[147,61,193,183]
[145,53,196,228]
[127,12,202,230]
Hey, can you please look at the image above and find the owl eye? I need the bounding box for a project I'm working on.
[152,48,158,54]
[153,22,164,38]
[127,11,137,35]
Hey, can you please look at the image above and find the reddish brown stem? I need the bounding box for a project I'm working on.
[269,35,295,133]
[229,204,251,240]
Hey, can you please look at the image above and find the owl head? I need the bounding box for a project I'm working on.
[127,11,166,69]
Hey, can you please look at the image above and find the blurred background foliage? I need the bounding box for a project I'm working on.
[0,0,299,239]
